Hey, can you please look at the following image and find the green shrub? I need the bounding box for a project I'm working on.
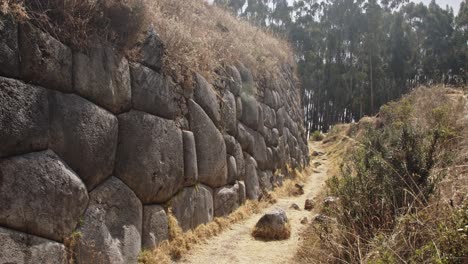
[311,131,324,141]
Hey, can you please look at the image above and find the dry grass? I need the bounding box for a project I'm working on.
[295,86,468,264]
[146,0,294,85]
[1,0,294,89]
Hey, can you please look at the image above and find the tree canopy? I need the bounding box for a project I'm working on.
[215,0,467,133]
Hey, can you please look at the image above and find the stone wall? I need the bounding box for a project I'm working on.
[0,17,308,264]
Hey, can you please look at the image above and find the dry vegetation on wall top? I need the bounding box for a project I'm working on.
[0,0,294,84]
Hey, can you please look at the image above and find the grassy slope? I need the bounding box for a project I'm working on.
[296,86,468,264]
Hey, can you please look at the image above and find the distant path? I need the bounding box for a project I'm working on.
[179,141,330,264]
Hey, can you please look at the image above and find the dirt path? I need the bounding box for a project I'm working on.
[179,142,330,264]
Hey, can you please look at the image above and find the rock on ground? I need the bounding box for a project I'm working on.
[170,185,214,231]
[0,77,49,158]
[0,227,67,264]
[252,209,290,240]
[76,177,142,264]
[115,110,184,204]
[0,150,88,242]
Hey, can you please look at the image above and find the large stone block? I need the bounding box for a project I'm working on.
[194,73,221,125]
[116,111,184,203]
[142,205,169,249]
[227,155,238,184]
[0,77,48,158]
[183,130,198,186]
[19,23,72,92]
[0,227,66,264]
[237,123,254,154]
[264,88,279,110]
[0,150,88,242]
[221,90,237,136]
[49,92,118,190]
[130,63,183,119]
[233,142,246,180]
[244,154,260,200]
[214,184,240,217]
[0,14,19,78]
[74,45,131,113]
[258,170,273,192]
[240,94,259,130]
[225,65,242,96]
[76,177,142,264]
[138,28,165,72]
[249,128,268,170]
[188,100,227,188]
[170,185,214,231]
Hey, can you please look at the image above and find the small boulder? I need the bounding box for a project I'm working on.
[252,209,290,240]
[304,199,314,211]
[290,203,300,210]
[294,183,305,196]
[300,217,308,225]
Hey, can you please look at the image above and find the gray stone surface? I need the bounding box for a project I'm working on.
[253,209,290,240]
[183,130,198,186]
[237,181,246,205]
[188,100,227,188]
[142,205,169,249]
[233,142,245,180]
[0,77,49,158]
[77,177,142,264]
[236,96,243,120]
[240,94,259,130]
[237,123,254,154]
[170,185,214,231]
[250,128,268,170]
[258,170,273,192]
[221,90,237,136]
[0,150,88,242]
[226,65,242,96]
[214,184,240,217]
[0,14,19,78]
[74,45,131,113]
[244,154,260,200]
[139,28,165,71]
[115,111,184,203]
[264,88,279,110]
[227,155,238,184]
[49,92,118,190]
[194,73,221,125]
[224,134,237,154]
[257,104,264,132]
[19,23,72,92]
[0,227,67,264]
[276,108,286,135]
[130,63,182,119]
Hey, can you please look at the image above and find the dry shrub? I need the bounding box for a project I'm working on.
[1,0,148,50]
[145,0,294,84]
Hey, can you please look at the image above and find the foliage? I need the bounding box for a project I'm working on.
[307,87,465,263]
[311,130,324,141]
[215,0,467,133]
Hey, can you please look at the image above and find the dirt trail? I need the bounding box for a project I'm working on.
[179,141,331,264]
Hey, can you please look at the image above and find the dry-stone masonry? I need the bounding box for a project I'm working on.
[0,19,308,263]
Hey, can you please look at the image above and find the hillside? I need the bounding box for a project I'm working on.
[296,86,468,263]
